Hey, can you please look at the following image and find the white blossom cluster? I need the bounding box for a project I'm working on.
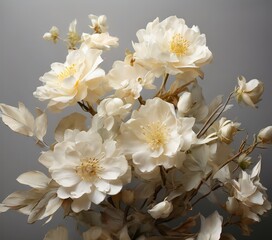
[0,14,271,240]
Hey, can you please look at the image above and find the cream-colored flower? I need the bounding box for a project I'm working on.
[225,161,271,222]
[120,97,182,172]
[81,32,119,51]
[235,76,264,108]
[209,117,240,144]
[43,26,59,43]
[96,97,131,131]
[89,14,108,33]
[177,82,209,123]
[67,19,81,49]
[148,199,173,219]
[107,60,155,103]
[197,211,223,240]
[133,16,212,77]
[257,126,272,144]
[33,44,106,111]
[39,130,130,213]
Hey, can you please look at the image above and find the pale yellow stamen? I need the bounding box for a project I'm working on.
[58,64,77,80]
[170,33,189,55]
[141,121,169,150]
[76,158,103,181]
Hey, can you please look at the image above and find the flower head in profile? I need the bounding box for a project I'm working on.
[225,161,271,223]
[197,211,223,240]
[235,76,264,108]
[89,14,108,33]
[81,32,119,51]
[39,130,130,213]
[107,60,155,103]
[133,16,212,77]
[66,19,81,49]
[43,26,59,43]
[33,44,106,111]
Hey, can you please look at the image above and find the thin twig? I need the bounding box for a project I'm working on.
[138,96,146,105]
[192,184,221,207]
[197,92,234,138]
[155,73,169,97]
[123,205,130,225]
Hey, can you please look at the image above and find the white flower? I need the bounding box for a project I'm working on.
[177,82,209,123]
[235,76,264,108]
[197,211,223,240]
[133,16,212,77]
[89,14,108,33]
[148,200,173,219]
[120,97,182,172]
[107,60,155,103]
[208,117,240,144]
[81,32,119,51]
[43,26,59,43]
[225,161,271,222]
[67,19,81,49]
[33,45,106,111]
[96,97,131,131]
[257,126,272,144]
[39,130,130,213]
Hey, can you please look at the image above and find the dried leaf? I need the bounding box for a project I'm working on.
[17,171,50,189]
[35,108,47,142]
[55,112,87,142]
[43,226,68,240]
[0,102,35,136]
[172,214,200,233]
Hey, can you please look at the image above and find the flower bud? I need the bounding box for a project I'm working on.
[43,26,59,43]
[218,118,240,144]
[237,153,252,170]
[235,76,264,108]
[257,126,272,144]
[67,19,81,49]
[148,200,173,219]
[177,91,193,115]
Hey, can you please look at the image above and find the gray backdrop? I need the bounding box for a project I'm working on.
[0,0,272,239]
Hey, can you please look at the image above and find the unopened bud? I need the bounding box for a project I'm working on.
[237,153,252,170]
[218,118,240,144]
[148,200,173,219]
[43,26,59,43]
[258,126,272,144]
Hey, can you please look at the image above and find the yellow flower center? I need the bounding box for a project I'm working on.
[58,64,77,80]
[76,158,103,181]
[170,33,189,55]
[141,121,169,151]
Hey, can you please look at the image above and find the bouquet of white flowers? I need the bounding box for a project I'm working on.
[0,14,271,240]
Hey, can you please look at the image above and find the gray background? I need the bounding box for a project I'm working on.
[0,0,272,239]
